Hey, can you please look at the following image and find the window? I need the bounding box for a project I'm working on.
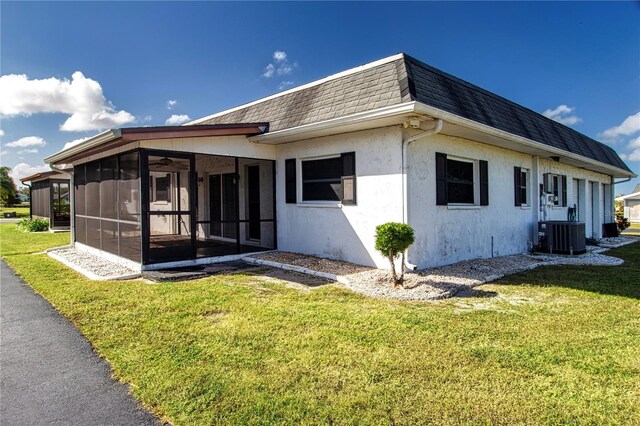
[151,173,171,203]
[514,167,529,206]
[543,173,567,207]
[436,153,488,206]
[296,152,356,204]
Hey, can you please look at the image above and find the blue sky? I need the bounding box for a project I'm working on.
[1,1,639,193]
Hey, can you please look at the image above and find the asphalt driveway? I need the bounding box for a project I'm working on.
[0,260,159,425]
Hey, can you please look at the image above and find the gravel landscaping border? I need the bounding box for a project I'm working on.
[248,236,639,301]
[48,247,140,281]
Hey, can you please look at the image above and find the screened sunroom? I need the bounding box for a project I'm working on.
[20,171,71,229]
[54,124,276,268]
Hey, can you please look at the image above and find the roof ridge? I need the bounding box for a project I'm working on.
[402,53,616,154]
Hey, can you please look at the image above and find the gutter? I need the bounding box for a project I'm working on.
[248,102,417,143]
[44,129,120,165]
[413,103,636,179]
[401,118,444,271]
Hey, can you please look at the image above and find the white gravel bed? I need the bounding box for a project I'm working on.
[48,248,140,280]
[595,236,639,248]
[249,242,637,302]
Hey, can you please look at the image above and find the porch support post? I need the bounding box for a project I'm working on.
[140,150,150,265]
[235,157,241,254]
[190,154,197,259]
[272,159,277,250]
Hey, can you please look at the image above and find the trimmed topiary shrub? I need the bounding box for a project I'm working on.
[17,218,49,232]
[375,222,415,287]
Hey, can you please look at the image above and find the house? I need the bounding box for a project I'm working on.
[616,183,640,223]
[20,171,71,229]
[44,53,635,271]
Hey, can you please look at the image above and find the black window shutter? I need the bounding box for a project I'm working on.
[285,159,296,204]
[480,160,489,206]
[341,152,356,205]
[561,175,567,207]
[435,152,447,205]
[514,166,522,206]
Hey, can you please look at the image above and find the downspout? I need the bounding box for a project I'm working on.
[401,118,443,271]
[613,177,633,186]
[49,164,75,248]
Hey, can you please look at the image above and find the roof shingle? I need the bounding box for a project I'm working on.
[196,53,631,173]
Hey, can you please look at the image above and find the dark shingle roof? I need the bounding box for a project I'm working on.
[403,55,632,173]
[196,53,631,173]
[198,59,410,131]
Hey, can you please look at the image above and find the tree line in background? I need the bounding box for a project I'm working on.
[0,166,24,207]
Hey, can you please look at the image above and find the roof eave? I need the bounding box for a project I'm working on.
[45,129,120,166]
[414,102,637,179]
[248,102,418,144]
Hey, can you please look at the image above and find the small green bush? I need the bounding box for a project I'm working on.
[375,222,415,287]
[17,218,49,232]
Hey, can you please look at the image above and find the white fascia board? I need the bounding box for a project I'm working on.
[617,191,640,200]
[414,102,637,179]
[187,53,405,125]
[247,102,418,144]
[44,129,120,165]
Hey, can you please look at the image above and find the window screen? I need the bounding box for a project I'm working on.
[75,164,86,216]
[119,152,140,222]
[446,158,474,204]
[302,156,342,201]
[100,156,118,219]
[85,160,100,217]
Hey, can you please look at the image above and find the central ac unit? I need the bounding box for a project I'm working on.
[538,221,586,255]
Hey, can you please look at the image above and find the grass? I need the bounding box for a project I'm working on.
[0,204,30,218]
[1,223,639,425]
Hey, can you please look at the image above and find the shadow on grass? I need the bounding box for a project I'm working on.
[494,243,640,300]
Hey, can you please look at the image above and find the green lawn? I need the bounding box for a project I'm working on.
[0,205,30,218]
[1,223,639,425]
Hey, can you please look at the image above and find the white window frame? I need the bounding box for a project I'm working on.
[519,168,530,207]
[298,154,343,206]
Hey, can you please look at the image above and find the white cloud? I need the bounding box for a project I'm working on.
[18,148,38,154]
[143,115,153,122]
[0,150,7,157]
[542,105,582,126]
[5,136,46,148]
[0,129,4,137]
[165,114,191,125]
[0,71,135,132]
[628,136,640,149]
[9,163,51,186]
[599,112,640,140]
[273,50,287,63]
[262,51,297,79]
[63,136,92,150]
[263,64,275,78]
[166,100,177,110]
[277,64,293,76]
[278,81,294,90]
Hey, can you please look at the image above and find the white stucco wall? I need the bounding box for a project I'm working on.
[406,133,534,268]
[405,132,614,267]
[275,127,404,268]
[274,126,618,269]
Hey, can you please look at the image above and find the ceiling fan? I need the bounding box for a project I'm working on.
[148,157,189,170]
